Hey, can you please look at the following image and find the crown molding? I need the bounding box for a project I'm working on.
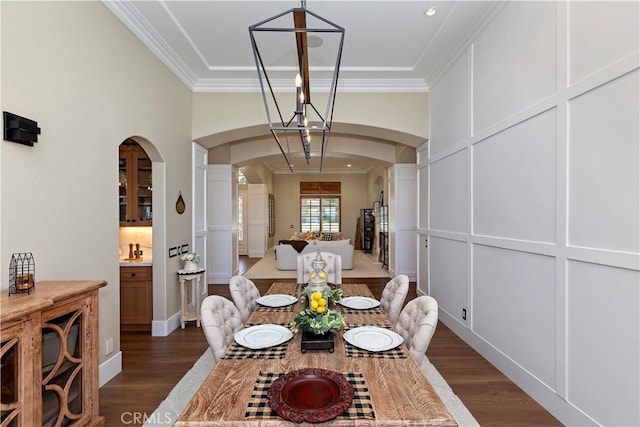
[193,78,428,93]
[104,1,431,94]
[102,0,198,90]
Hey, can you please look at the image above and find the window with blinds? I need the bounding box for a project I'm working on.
[300,182,341,233]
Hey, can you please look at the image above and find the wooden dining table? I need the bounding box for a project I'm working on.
[175,283,456,426]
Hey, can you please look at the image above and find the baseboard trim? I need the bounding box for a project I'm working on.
[99,351,122,387]
[438,311,596,426]
[152,311,181,337]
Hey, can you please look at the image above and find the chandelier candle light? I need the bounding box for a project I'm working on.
[249,1,345,172]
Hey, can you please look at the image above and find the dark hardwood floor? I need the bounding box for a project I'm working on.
[99,256,562,426]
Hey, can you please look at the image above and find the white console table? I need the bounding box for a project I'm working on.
[177,269,205,329]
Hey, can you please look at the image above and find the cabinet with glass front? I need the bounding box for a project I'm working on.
[119,140,152,226]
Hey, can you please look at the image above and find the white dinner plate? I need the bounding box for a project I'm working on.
[337,296,381,310]
[343,326,404,352]
[234,324,293,349]
[256,294,298,307]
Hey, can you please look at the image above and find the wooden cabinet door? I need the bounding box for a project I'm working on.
[1,319,38,426]
[120,267,153,329]
[119,141,152,226]
[40,293,100,427]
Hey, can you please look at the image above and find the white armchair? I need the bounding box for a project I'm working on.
[380,275,409,325]
[394,296,438,364]
[229,275,261,323]
[200,296,243,363]
[296,251,343,285]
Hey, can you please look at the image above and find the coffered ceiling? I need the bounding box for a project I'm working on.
[104,1,500,174]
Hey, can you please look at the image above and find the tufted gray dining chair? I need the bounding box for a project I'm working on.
[394,295,439,364]
[296,251,342,285]
[229,275,261,323]
[379,274,410,325]
[200,296,243,363]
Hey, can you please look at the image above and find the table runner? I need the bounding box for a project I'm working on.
[245,371,375,420]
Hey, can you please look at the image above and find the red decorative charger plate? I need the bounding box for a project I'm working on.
[267,368,354,423]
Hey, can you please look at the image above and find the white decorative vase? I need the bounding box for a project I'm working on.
[183,260,199,272]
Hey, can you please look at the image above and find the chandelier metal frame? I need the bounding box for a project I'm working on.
[249,1,345,172]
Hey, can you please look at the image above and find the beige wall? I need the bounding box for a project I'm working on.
[193,92,429,143]
[273,173,368,244]
[1,1,192,366]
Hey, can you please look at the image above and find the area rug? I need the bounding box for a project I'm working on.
[144,349,480,426]
[243,248,391,280]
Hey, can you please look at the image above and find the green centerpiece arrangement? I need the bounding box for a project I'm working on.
[291,289,346,335]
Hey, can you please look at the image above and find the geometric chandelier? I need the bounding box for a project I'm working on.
[249,1,345,172]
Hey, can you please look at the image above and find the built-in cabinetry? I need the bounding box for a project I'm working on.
[120,266,152,332]
[119,140,152,226]
[360,208,374,253]
[0,280,106,426]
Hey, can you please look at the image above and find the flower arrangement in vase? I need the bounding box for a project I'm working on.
[180,252,201,271]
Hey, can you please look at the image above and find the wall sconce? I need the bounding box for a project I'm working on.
[3,112,41,146]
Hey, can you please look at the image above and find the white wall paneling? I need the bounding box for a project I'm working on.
[388,164,417,280]
[473,245,556,388]
[567,1,639,86]
[427,1,639,425]
[472,1,557,134]
[429,53,469,158]
[206,165,238,284]
[417,142,429,295]
[429,149,468,234]
[566,260,639,426]
[429,236,468,326]
[568,70,639,253]
[473,109,557,243]
[248,184,267,258]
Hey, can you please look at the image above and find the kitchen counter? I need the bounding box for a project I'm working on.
[120,258,152,267]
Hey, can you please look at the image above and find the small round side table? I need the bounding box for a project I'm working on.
[177,268,205,329]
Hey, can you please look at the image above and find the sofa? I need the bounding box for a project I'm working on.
[275,240,354,270]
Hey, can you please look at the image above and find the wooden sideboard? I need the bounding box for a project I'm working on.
[1,280,106,426]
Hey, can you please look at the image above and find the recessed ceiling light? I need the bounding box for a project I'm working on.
[347,164,352,168]
[425,7,437,17]
[308,35,323,48]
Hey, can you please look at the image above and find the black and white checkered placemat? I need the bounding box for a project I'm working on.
[338,306,385,315]
[222,342,290,360]
[254,304,297,313]
[222,324,291,360]
[343,324,407,359]
[245,371,375,420]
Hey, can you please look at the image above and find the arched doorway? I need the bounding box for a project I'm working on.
[117,137,166,336]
